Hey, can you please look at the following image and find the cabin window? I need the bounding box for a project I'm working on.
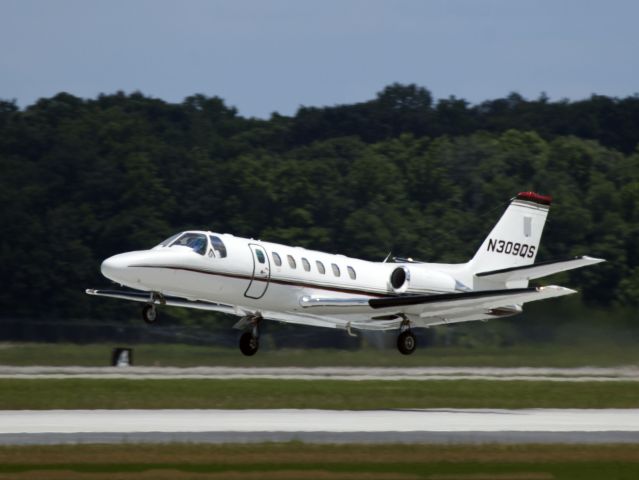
[256,249,266,264]
[316,261,325,274]
[173,232,208,255]
[209,236,227,258]
[347,266,356,280]
[287,255,297,269]
[272,252,282,266]
[331,263,341,277]
[302,258,311,272]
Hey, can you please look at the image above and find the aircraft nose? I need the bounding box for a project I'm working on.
[100,253,130,282]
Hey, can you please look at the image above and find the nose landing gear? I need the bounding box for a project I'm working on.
[141,292,165,324]
[142,304,158,324]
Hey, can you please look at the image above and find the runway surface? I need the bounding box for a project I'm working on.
[2,365,639,381]
[1,409,638,444]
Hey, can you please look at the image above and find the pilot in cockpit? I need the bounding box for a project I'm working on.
[167,232,208,255]
[186,236,207,255]
[156,231,226,258]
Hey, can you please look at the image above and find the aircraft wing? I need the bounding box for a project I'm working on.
[88,285,575,333]
[85,288,238,315]
[301,285,575,329]
[87,288,345,330]
[369,285,574,318]
[302,285,574,314]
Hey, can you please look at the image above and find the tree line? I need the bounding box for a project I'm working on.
[0,84,638,325]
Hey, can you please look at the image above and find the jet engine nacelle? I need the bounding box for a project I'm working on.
[389,265,456,294]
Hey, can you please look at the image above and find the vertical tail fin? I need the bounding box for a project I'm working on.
[469,192,551,275]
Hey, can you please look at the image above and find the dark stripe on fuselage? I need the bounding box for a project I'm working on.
[130,264,403,298]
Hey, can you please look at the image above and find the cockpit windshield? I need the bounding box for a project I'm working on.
[157,232,182,247]
[155,231,227,257]
[168,232,208,255]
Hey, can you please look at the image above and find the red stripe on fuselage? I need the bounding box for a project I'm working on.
[131,264,395,298]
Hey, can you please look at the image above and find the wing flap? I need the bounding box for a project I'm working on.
[261,312,344,329]
[299,296,371,308]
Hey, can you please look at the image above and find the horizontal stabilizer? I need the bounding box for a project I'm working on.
[475,256,605,283]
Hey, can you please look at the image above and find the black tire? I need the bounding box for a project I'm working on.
[239,331,259,356]
[397,330,417,355]
[142,304,158,324]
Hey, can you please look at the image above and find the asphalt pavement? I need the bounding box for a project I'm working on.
[1,365,638,381]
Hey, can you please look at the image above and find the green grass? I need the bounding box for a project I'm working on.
[1,342,638,367]
[1,378,639,409]
[1,443,638,479]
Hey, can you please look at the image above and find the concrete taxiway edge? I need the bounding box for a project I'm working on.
[1,366,639,381]
[1,408,638,445]
[2,431,639,445]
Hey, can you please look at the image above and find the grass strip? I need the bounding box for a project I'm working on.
[0,443,638,479]
[1,342,639,367]
[1,378,639,409]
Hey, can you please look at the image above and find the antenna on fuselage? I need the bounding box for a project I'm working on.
[382,252,392,263]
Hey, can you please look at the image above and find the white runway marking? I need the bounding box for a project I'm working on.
[1,366,639,381]
[2,409,638,444]
[2,408,638,433]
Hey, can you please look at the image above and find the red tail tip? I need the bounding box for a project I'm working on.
[516,191,552,206]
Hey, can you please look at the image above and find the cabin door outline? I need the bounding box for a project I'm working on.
[244,243,271,299]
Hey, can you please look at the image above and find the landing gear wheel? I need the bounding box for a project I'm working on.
[142,304,158,324]
[239,331,259,356]
[397,330,417,355]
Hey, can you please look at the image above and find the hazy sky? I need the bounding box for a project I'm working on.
[1,0,637,118]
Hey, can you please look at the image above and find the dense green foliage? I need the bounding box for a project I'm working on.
[1,342,638,367]
[0,84,638,324]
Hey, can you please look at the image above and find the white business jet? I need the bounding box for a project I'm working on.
[87,192,604,356]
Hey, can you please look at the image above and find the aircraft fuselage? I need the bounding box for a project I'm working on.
[100,233,462,328]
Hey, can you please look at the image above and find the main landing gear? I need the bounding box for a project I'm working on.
[239,315,262,356]
[239,331,259,356]
[396,318,417,355]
